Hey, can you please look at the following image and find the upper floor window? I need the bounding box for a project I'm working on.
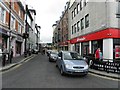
[74,24,77,33]
[80,2,82,10]
[74,8,77,17]
[11,16,15,29]
[77,21,80,32]
[72,11,74,19]
[81,0,84,8]
[81,18,84,30]
[19,10,21,17]
[18,23,22,33]
[11,2,14,9]
[85,14,89,28]
[77,3,80,14]
[72,26,74,34]
[0,7,6,23]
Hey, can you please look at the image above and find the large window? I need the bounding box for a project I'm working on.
[81,18,84,30]
[11,16,15,29]
[0,7,6,23]
[85,14,89,28]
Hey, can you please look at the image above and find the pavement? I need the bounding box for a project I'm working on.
[0,53,119,79]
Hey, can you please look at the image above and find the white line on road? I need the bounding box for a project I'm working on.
[89,73,120,81]
[2,55,36,74]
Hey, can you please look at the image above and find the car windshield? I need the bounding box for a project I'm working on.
[51,52,58,54]
[51,53,57,57]
[63,52,83,60]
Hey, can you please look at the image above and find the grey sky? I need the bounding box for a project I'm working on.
[25,0,68,43]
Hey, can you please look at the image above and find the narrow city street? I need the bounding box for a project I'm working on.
[2,54,119,88]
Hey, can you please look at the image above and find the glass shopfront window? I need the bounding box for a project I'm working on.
[75,43,80,53]
[81,42,89,56]
[91,40,103,54]
[113,39,120,59]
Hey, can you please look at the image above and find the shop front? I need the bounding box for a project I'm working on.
[70,28,120,60]
[0,28,9,51]
[15,35,24,56]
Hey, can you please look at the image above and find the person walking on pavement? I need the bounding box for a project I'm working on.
[2,46,8,66]
[10,46,13,63]
[95,48,103,61]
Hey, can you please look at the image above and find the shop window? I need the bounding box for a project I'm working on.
[113,39,120,59]
[81,42,89,56]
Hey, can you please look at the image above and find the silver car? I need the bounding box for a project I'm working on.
[56,51,89,76]
[49,51,58,62]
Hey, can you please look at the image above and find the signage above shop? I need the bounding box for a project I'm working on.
[70,28,120,44]
[77,37,86,42]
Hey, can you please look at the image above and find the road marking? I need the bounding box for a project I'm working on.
[2,55,36,74]
[89,73,120,81]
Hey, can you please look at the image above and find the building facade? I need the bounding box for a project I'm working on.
[52,2,70,51]
[69,0,120,60]
[0,1,25,57]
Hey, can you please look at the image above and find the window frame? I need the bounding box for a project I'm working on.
[81,18,84,30]
[77,21,80,32]
[85,14,89,28]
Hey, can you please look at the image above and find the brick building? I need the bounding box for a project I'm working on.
[0,1,25,57]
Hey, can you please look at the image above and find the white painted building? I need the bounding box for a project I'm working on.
[68,0,120,61]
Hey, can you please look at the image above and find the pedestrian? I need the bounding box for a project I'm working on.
[10,46,13,63]
[95,48,100,60]
[2,46,8,66]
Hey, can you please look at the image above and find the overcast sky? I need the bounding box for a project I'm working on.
[24,0,68,43]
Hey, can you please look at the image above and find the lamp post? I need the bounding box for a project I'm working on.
[37,25,41,50]
[24,5,28,57]
[8,1,12,63]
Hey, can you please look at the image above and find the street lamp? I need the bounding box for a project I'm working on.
[36,25,41,51]
[8,1,12,63]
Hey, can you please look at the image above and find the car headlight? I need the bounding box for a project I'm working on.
[84,65,89,69]
[65,64,72,69]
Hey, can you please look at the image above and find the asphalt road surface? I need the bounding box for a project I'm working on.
[2,53,119,88]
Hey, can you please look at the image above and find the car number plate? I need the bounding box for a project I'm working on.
[75,70,83,72]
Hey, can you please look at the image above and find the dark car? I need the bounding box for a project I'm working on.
[46,50,52,56]
[49,51,58,62]
[56,51,89,76]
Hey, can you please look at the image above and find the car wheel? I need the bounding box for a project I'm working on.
[89,60,93,68]
[60,66,65,76]
[56,64,58,67]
